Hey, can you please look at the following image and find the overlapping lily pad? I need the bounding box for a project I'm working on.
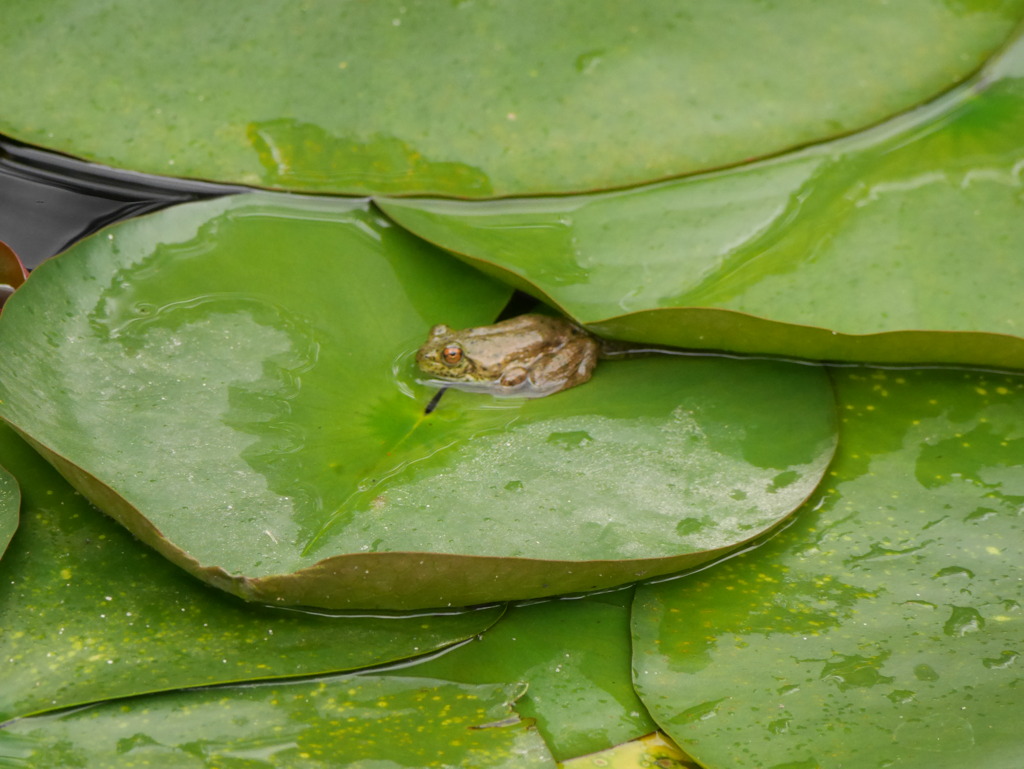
[0,462,17,558]
[632,367,1024,767]
[0,2,1021,196]
[0,193,836,610]
[403,589,655,761]
[378,30,1024,368]
[0,422,503,723]
[0,676,555,768]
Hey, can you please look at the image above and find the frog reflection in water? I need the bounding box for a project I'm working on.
[416,314,605,397]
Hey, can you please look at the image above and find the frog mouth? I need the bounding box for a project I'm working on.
[414,374,559,399]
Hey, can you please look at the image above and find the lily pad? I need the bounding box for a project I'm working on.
[378,30,1024,368]
[0,193,836,610]
[560,733,698,769]
[402,589,655,761]
[632,367,1024,768]
[0,239,27,309]
[0,422,503,723]
[0,676,555,768]
[0,239,26,288]
[0,2,1020,196]
[0,461,18,558]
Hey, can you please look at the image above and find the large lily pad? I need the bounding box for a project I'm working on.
[378,30,1024,367]
[0,676,555,768]
[0,422,503,723]
[632,367,1024,768]
[0,193,836,610]
[0,2,1020,196]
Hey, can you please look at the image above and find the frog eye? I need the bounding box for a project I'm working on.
[441,345,463,366]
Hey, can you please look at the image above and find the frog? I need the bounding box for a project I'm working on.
[416,313,602,397]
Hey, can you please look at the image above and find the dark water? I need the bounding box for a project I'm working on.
[0,136,243,269]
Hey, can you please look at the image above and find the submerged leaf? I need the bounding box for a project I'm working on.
[0,423,503,722]
[0,676,555,768]
[0,2,1020,195]
[632,367,1024,768]
[0,193,836,609]
[378,30,1024,367]
[401,590,655,761]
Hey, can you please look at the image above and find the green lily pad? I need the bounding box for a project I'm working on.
[401,589,656,761]
[0,422,503,723]
[0,676,555,768]
[0,193,836,610]
[0,461,18,558]
[632,367,1024,768]
[0,2,1020,196]
[378,31,1024,368]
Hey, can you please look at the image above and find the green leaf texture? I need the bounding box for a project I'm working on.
[0,194,836,609]
[0,1,1020,195]
[0,423,503,722]
[632,367,1024,768]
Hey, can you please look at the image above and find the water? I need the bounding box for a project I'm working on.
[0,134,242,269]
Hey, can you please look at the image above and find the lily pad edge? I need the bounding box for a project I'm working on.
[12,425,837,610]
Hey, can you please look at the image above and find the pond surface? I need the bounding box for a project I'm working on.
[0,135,238,268]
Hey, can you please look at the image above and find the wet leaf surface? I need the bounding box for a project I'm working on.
[0,423,504,722]
[378,31,1024,368]
[0,193,836,609]
[398,589,655,761]
[632,367,1024,768]
[0,676,555,768]
[0,461,18,558]
[0,2,1021,196]
[559,732,698,769]
[0,7,1020,764]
